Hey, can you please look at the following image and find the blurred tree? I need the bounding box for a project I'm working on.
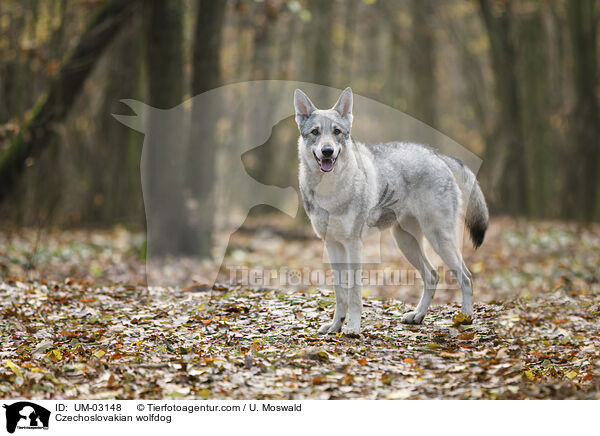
[340,0,359,86]
[478,0,528,215]
[307,0,334,103]
[269,6,300,190]
[143,0,187,255]
[251,0,278,81]
[0,0,138,202]
[87,16,144,225]
[408,0,437,126]
[517,5,552,218]
[185,0,227,257]
[444,1,492,154]
[249,0,280,184]
[382,0,408,111]
[566,0,599,221]
[144,0,184,108]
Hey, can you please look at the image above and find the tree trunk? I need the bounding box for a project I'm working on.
[308,0,334,104]
[90,15,144,225]
[566,0,599,221]
[249,1,279,185]
[183,0,227,257]
[408,0,437,126]
[518,8,552,218]
[478,0,528,215]
[143,0,187,256]
[0,0,138,202]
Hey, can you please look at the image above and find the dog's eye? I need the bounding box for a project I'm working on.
[333,128,341,135]
[311,128,319,135]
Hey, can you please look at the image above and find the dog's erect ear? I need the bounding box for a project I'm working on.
[294,89,316,128]
[333,87,353,125]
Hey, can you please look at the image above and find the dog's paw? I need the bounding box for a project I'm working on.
[460,305,474,319]
[318,320,343,335]
[401,311,425,324]
[341,325,361,337]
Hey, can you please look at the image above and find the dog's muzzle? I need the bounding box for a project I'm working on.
[313,150,338,172]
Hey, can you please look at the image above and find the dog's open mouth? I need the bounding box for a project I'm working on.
[313,151,337,172]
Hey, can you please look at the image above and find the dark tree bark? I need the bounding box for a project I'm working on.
[518,8,552,218]
[311,0,334,87]
[145,0,184,109]
[566,0,600,221]
[87,15,144,225]
[270,10,300,190]
[408,0,437,126]
[184,0,227,257]
[248,1,283,187]
[307,0,334,104]
[478,0,528,215]
[0,0,138,202]
[192,1,227,95]
[143,0,187,256]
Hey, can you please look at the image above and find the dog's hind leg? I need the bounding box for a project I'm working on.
[318,240,348,334]
[423,225,473,319]
[393,218,439,324]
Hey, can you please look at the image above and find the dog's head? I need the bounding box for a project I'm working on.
[294,87,353,173]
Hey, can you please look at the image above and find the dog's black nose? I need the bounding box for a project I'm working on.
[321,146,334,157]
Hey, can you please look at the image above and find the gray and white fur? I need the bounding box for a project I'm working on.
[294,87,489,335]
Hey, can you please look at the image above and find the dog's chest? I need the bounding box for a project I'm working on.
[307,205,356,241]
[303,185,361,241]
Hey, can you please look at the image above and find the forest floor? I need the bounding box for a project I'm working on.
[0,217,599,399]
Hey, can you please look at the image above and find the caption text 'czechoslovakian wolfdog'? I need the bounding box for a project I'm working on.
[294,87,489,335]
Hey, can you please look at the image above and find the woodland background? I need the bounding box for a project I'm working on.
[1,0,600,400]
[0,0,599,233]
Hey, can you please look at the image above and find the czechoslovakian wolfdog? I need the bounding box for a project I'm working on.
[294,87,489,335]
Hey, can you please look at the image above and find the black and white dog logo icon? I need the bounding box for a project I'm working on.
[3,402,50,433]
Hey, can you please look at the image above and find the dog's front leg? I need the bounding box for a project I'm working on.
[342,239,362,336]
[318,240,348,334]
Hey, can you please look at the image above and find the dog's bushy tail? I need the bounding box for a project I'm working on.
[464,181,488,248]
[440,155,489,249]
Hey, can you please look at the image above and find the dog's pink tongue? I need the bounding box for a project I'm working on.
[320,158,334,172]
